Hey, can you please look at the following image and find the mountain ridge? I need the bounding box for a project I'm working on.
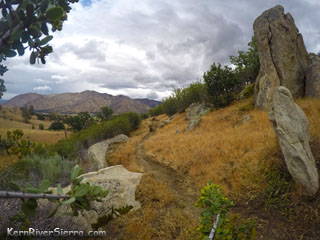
[2,91,161,114]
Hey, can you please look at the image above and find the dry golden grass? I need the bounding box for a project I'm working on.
[0,107,66,168]
[107,118,152,172]
[296,97,320,141]
[144,98,279,198]
[104,174,198,240]
[0,107,65,145]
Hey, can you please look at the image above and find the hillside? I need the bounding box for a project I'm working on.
[2,91,161,114]
[103,97,320,239]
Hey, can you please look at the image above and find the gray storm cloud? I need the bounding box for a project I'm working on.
[2,0,320,100]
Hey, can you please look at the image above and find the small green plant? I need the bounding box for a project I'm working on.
[264,166,295,215]
[196,182,256,240]
[7,165,108,219]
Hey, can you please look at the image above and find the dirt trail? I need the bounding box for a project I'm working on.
[135,131,201,218]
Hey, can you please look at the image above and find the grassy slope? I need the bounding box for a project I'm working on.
[106,97,320,239]
[0,107,66,169]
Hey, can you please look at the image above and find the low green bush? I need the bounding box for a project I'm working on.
[0,153,75,189]
[48,121,65,131]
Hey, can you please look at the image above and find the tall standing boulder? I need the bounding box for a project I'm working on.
[253,5,309,110]
[306,54,320,97]
[268,86,319,196]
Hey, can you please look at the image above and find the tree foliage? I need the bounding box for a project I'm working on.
[0,78,5,99]
[230,36,260,85]
[0,129,43,158]
[64,112,93,132]
[0,0,79,97]
[20,105,34,123]
[97,106,113,121]
[48,121,65,131]
[204,63,240,108]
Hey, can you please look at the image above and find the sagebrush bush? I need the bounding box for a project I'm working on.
[150,81,208,117]
[0,153,74,189]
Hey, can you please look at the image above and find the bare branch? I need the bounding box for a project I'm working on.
[0,191,70,199]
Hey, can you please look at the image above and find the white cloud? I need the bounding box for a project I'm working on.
[2,0,320,100]
[33,85,52,91]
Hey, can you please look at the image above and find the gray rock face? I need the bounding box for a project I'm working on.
[185,103,210,132]
[306,54,320,97]
[45,165,142,232]
[268,86,319,196]
[254,5,309,110]
[88,134,129,170]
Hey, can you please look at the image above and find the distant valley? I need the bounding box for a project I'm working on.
[1,91,161,114]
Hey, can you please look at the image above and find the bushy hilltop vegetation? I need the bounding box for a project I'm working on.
[149,37,259,117]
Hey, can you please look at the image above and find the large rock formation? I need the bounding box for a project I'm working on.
[268,87,319,196]
[254,5,310,110]
[185,103,210,132]
[306,54,320,97]
[88,134,129,170]
[44,165,142,231]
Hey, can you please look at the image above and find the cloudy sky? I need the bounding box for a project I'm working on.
[2,0,320,100]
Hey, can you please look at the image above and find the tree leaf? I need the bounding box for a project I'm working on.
[21,203,36,217]
[30,52,36,64]
[38,35,53,46]
[21,199,38,217]
[46,7,64,19]
[39,179,50,192]
[21,32,29,43]
[26,3,35,17]
[74,184,90,198]
[4,49,17,58]
[40,0,49,14]
[71,165,83,182]
[57,184,63,195]
[62,197,75,205]
[41,22,49,35]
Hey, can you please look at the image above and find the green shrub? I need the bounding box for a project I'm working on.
[140,112,149,119]
[0,153,75,189]
[196,183,256,240]
[48,121,65,131]
[116,112,141,131]
[149,104,164,116]
[238,84,255,100]
[204,63,240,108]
[39,124,44,130]
[54,138,77,159]
[149,81,208,117]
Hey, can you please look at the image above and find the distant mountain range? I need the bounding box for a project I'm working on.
[1,91,161,114]
[0,99,6,104]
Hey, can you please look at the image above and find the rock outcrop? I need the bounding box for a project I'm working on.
[185,103,210,132]
[254,5,310,110]
[149,117,159,132]
[88,134,129,170]
[268,86,319,196]
[306,54,320,97]
[46,165,142,231]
